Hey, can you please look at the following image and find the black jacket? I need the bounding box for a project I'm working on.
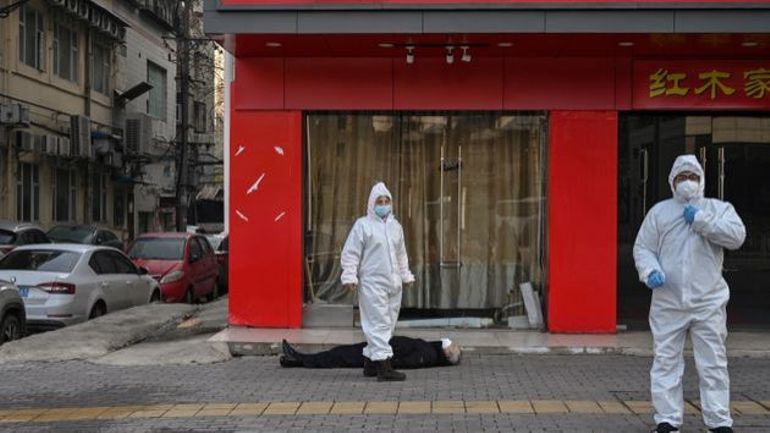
[297,336,452,369]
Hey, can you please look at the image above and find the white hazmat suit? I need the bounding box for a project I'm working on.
[634,155,746,429]
[341,182,415,362]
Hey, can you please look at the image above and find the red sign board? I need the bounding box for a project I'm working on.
[633,61,770,110]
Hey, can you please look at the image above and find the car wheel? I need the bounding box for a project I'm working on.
[0,313,22,344]
[89,302,107,319]
[186,287,195,304]
[150,290,161,303]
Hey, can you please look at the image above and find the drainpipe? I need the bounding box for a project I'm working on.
[84,27,93,223]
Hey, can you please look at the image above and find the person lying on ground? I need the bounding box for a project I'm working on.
[279,336,462,373]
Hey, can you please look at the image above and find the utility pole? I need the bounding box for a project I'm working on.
[175,0,190,231]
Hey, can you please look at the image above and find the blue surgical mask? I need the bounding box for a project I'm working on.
[374,204,391,218]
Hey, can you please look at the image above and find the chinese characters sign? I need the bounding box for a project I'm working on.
[634,61,770,110]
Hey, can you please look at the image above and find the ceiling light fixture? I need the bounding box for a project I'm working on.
[265,42,282,48]
[406,46,415,64]
[461,46,471,63]
[742,41,759,47]
[497,42,513,48]
[446,46,455,64]
[618,41,634,47]
[378,43,395,48]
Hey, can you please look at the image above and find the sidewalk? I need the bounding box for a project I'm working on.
[213,326,770,358]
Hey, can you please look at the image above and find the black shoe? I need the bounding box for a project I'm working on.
[363,357,377,377]
[279,355,303,368]
[375,358,406,382]
[282,339,300,358]
[651,423,679,433]
[709,427,734,433]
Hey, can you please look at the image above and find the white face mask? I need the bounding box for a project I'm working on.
[676,179,699,201]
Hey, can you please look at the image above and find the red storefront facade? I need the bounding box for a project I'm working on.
[206,1,770,333]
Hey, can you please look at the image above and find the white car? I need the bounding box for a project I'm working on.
[0,244,161,329]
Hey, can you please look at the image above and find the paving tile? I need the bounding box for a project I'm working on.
[162,410,201,418]
[531,400,569,414]
[230,403,269,416]
[624,400,654,415]
[364,401,398,414]
[296,402,333,415]
[432,400,465,414]
[564,400,603,414]
[465,401,499,414]
[195,408,233,417]
[330,401,365,415]
[263,402,300,415]
[397,401,431,414]
[498,400,534,414]
[732,401,769,415]
[596,400,631,414]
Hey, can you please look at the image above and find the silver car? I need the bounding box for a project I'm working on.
[0,244,161,329]
[0,279,25,344]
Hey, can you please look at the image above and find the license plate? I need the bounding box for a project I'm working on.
[18,286,29,298]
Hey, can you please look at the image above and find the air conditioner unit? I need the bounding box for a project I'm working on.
[125,113,154,155]
[0,103,30,126]
[70,115,92,159]
[15,131,34,152]
[58,137,71,156]
[44,135,58,154]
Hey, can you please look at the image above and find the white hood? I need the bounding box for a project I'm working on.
[668,154,705,203]
[367,182,393,220]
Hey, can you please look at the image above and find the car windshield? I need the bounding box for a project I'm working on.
[0,250,81,272]
[128,238,185,260]
[0,230,15,244]
[48,226,92,243]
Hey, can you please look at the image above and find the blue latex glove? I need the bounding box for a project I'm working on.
[684,204,699,225]
[646,270,666,289]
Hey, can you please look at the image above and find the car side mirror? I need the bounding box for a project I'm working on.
[138,266,149,275]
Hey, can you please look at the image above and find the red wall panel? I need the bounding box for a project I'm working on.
[393,57,504,109]
[229,111,303,327]
[285,58,393,110]
[548,111,618,333]
[233,58,285,110]
[503,58,616,110]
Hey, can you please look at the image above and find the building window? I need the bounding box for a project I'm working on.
[16,162,40,222]
[147,61,167,120]
[92,40,111,94]
[53,168,77,222]
[114,187,125,228]
[53,23,79,82]
[92,172,107,222]
[18,5,45,70]
[193,101,207,133]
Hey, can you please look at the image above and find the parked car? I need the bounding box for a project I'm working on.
[0,245,161,329]
[127,233,219,303]
[47,224,124,249]
[0,279,26,344]
[0,221,51,255]
[215,234,228,293]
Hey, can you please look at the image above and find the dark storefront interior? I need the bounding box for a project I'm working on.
[618,114,770,329]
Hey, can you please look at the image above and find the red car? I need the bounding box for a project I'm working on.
[127,233,219,303]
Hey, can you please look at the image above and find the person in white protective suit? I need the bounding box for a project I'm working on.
[634,155,746,433]
[340,182,415,382]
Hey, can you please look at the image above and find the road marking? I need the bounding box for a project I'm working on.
[0,399,767,423]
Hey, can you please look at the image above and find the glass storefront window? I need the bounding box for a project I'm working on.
[305,112,547,323]
[618,114,770,328]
